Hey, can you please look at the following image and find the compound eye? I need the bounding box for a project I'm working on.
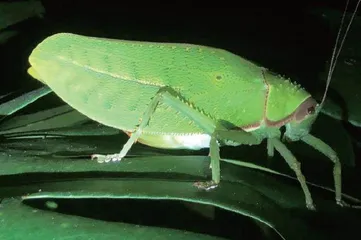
[307,106,315,115]
[294,97,318,122]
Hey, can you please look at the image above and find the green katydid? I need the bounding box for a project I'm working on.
[26,3,359,211]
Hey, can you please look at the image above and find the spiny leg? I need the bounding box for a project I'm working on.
[301,134,347,207]
[194,125,261,190]
[91,88,167,163]
[195,136,221,190]
[91,85,220,163]
[92,85,218,164]
[92,86,261,190]
[270,138,316,210]
[91,128,143,163]
[157,87,260,187]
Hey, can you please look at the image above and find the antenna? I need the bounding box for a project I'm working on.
[320,0,360,106]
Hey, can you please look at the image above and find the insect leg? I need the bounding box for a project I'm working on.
[301,134,346,207]
[91,87,172,163]
[267,139,274,158]
[270,138,316,210]
[92,86,260,189]
[193,124,261,190]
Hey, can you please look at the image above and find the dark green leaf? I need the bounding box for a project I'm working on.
[0,1,45,31]
[1,143,361,239]
[0,198,226,240]
[0,86,51,116]
[0,30,18,45]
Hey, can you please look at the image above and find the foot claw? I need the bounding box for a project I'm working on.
[91,154,123,163]
[337,199,351,208]
[306,202,317,211]
[193,181,218,191]
[91,154,106,163]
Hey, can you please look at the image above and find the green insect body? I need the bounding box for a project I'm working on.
[27,32,342,210]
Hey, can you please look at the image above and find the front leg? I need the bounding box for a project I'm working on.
[270,138,316,210]
[301,134,346,207]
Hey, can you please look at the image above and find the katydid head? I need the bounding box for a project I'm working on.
[283,0,359,142]
[283,96,320,141]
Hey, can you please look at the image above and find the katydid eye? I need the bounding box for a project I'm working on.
[294,97,318,121]
[307,106,315,115]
